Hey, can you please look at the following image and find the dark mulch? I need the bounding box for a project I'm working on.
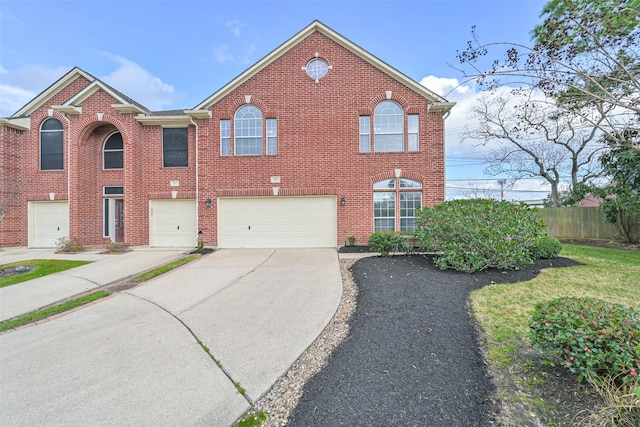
[288,255,580,426]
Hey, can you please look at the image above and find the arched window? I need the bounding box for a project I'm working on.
[235,105,263,155]
[103,132,123,169]
[40,118,63,170]
[373,101,404,152]
[373,178,422,231]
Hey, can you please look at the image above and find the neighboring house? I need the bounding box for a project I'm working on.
[0,21,454,249]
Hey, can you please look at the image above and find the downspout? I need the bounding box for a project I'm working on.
[190,118,199,236]
[59,112,71,219]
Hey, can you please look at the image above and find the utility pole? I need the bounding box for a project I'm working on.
[498,179,507,200]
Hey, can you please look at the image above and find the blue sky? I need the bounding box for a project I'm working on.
[0,0,553,201]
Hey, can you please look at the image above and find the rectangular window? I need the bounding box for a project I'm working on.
[359,116,370,152]
[266,118,277,155]
[220,120,231,156]
[374,192,396,231]
[103,186,124,195]
[40,132,64,170]
[104,199,110,237]
[408,114,419,152]
[163,128,188,167]
[400,191,422,231]
[374,115,404,152]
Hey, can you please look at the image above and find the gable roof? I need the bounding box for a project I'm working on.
[9,67,97,118]
[194,20,455,112]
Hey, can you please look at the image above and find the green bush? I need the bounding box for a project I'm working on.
[368,231,405,257]
[529,234,562,259]
[414,199,547,272]
[530,297,640,384]
[56,236,85,253]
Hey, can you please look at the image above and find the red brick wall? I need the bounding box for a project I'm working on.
[0,30,445,248]
[199,32,445,246]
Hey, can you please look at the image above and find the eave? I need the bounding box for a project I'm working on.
[52,105,82,114]
[184,109,212,119]
[135,115,193,127]
[113,103,147,114]
[0,117,30,131]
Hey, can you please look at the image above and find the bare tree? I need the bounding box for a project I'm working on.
[456,0,640,152]
[460,181,501,200]
[462,92,607,207]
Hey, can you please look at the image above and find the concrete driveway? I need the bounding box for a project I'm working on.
[0,249,342,427]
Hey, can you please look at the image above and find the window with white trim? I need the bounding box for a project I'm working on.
[373,178,422,231]
[221,120,231,156]
[40,118,63,170]
[374,101,404,152]
[235,105,263,155]
[266,118,277,155]
[359,115,371,152]
[408,114,419,152]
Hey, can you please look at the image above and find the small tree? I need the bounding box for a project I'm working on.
[457,0,640,152]
[462,91,606,207]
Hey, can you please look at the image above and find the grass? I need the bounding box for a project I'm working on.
[0,290,111,332]
[470,244,640,421]
[236,412,267,427]
[0,259,91,288]
[130,255,199,282]
[1,254,200,332]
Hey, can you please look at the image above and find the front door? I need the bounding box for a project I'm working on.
[115,199,124,242]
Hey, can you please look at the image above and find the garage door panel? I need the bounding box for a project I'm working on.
[149,200,196,247]
[218,196,336,248]
[28,201,69,248]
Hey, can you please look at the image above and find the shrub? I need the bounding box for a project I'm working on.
[368,231,405,257]
[415,199,547,272]
[529,234,562,259]
[530,297,640,384]
[105,240,130,253]
[56,236,84,253]
[347,235,356,247]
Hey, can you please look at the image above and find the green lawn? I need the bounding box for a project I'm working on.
[470,244,640,420]
[0,259,91,288]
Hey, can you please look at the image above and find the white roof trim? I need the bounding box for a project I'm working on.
[52,105,82,114]
[12,67,95,118]
[135,115,193,127]
[194,20,452,111]
[184,109,212,119]
[64,81,130,107]
[0,117,30,130]
[113,103,147,114]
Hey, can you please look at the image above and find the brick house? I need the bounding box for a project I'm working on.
[0,21,454,249]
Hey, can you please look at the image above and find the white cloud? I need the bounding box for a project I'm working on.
[420,75,470,99]
[0,65,68,117]
[101,54,184,110]
[225,20,242,37]
[213,44,233,63]
[213,43,256,65]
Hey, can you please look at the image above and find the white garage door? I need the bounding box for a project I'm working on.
[28,201,69,248]
[218,196,337,248]
[149,199,197,247]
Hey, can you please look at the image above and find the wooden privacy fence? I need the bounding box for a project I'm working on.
[539,207,639,242]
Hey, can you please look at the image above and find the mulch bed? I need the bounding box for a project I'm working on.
[288,255,580,426]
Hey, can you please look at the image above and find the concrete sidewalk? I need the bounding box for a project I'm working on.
[0,247,188,321]
[0,248,342,426]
